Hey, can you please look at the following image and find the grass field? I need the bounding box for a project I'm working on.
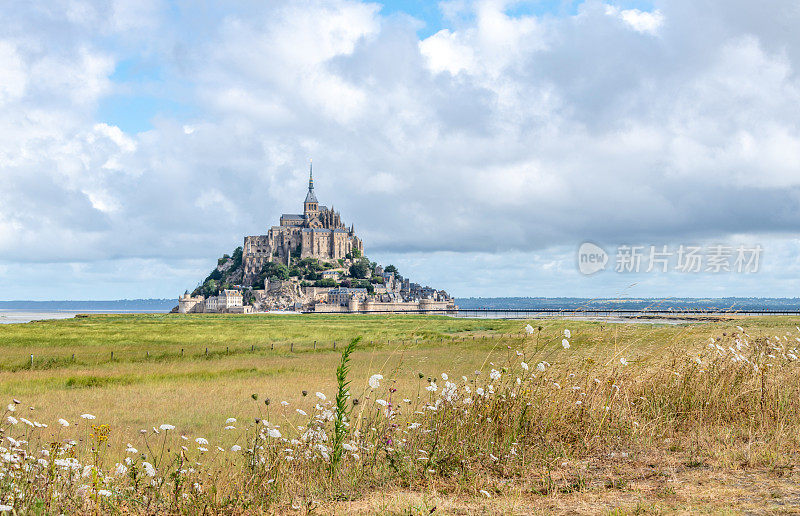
[1,313,799,513]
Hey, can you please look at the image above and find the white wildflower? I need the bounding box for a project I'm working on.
[267,428,281,439]
[315,392,326,401]
[296,409,308,416]
[375,399,388,407]
[368,374,383,389]
[58,418,69,427]
[195,438,209,445]
[562,339,570,349]
[521,361,529,371]
[620,357,629,366]
[490,369,501,381]
[564,329,571,338]
[159,424,175,431]
[80,414,96,420]
[525,324,534,334]
[142,462,156,477]
[231,445,242,452]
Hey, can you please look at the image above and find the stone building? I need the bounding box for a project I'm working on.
[242,162,363,286]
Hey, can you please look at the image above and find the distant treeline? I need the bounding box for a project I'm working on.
[0,299,176,311]
[454,297,800,311]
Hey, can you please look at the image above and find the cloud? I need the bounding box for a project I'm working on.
[1,0,800,298]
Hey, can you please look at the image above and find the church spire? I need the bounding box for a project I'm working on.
[304,158,318,205]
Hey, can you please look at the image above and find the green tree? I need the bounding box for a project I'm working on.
[349,258,370,279]
[314,279,337,288]
[384,264,398,274]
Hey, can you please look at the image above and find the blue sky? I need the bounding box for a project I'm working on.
[1,0,800,300]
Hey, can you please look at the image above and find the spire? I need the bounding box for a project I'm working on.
[304,158,318,204]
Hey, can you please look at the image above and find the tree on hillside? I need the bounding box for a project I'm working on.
[349,258,370,279]
[384,265,398,274]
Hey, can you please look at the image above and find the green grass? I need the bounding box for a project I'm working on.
[1,313,800,513]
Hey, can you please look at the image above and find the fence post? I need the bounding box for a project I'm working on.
[71,353,75,362]
[291,342,294,352]
[205,348,208,357]
[251,344,254,352]
[110,351,114,361]
[146,351,149,358]
[181,348,184,356]
[226,346,229,354]
[271,342,274,350]
[314,341,317,350]
[30,354,33,368]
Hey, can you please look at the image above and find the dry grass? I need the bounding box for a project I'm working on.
[0,314,799,513]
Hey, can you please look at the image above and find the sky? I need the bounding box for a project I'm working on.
[1,0,800,300]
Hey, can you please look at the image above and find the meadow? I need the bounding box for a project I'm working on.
[0,313,799,514]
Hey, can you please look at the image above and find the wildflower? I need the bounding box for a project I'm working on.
[224,425,235,430]
[0,505,11,512]
[620,357,629,366]
[58,418,69,427]
[476,387,485,396]
[376,399,388,407]
[198,447,208,452]
[159,424,175,431]
[6,416,17,425]
[480,489,492,498]
[267,428,282,438]
[20,417,33,427]
[425,384,437,392]
[490,369,501,381]
[6,404,14,412]
[97,490,112,497]
[296,409,308,416]
[115,463,128,476]
[368,374,383,389]
[225,417,236,424]
[562,339,570,349]
[525,324,534,334]
[520,361,529,371]
[231,445,242,452]
[552,383,561,389]
[441,373,448,381]
[402,398,411,403]
[195,437,209,445]
[142,461,156,477]
[343,443,356,452]
[564,329,571,338]
[125,445,138,454]
[315,392,326,401]
[80,414,96,420]
[537,362,546,372]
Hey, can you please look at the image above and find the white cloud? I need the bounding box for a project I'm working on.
[2,0,800,298]
[605,6,664,35]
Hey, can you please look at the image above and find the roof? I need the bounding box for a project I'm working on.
[281,214,304,220]
[305,189,318,203]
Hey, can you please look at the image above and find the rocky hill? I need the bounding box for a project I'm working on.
[189,246,397,310]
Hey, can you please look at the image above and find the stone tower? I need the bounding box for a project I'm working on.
[303,160,319,224]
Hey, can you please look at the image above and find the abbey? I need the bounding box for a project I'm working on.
[242,163,363,286]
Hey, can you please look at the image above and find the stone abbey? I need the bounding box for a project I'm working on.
[242,163,363,286]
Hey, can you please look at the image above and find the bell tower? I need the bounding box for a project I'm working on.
[303,159,319,218]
